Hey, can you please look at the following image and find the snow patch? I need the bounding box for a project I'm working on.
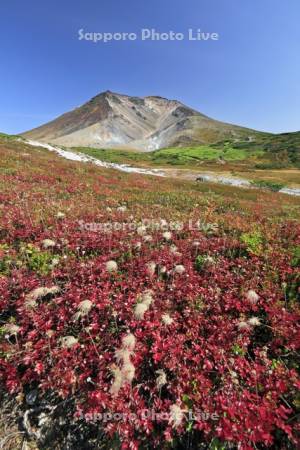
[25,140,166,177]
[24,140,300,196]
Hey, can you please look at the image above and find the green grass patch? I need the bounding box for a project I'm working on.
[74,144,266,168]
[0,132,20,141]
[250,179,285,192]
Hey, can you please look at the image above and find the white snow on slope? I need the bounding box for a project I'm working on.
[195,173,300,196]
[24,140,300,196]
[25,140,166,177]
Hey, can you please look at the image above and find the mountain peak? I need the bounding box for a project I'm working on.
[23,92,260,151]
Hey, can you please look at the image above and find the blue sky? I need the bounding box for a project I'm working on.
[0,0,299,134]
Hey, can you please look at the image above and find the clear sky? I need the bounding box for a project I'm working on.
[1,0,299,134]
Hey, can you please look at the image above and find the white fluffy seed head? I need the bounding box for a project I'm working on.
[111,365,123,381]
[110,379,122,396]
[134,241,142,250]
[24,298,37,309]
[134,303,148,320]
[174,265,185,275]
[248,317,261,326]
[238,321,250,330]
[137,225,147,236]
[110,366,123,396]
[74,300,93,320]
[41,239,56,249]
[78,300,92,314]
[51,257,60,266]
[169,404,185,428]
[61,336,78,348]
[121,361,135,383]
[155,369,167,389]
[162,314,174,325]
[26,287,49,301]
[106,260,118,273]
[56,212,65,219]
[48,286,60,295]
[146,262,156,276]
[143,235,153,242]
[117,206,127,213]
[163,231,172,241]
[140,290,154,307]
[3,323,20,336]
[122,333,136,351]
[246,290,259,304]
[25,286,60,307]
[204,256,215,265]
[115,348,132,364]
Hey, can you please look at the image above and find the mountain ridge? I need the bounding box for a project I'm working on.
[23,91,267,151]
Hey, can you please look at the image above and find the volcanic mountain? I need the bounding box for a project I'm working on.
[23,91,263,151]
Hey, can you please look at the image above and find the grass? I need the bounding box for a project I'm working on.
[250,179,285,192]
[221,132,300,168]
[72,146,152,165]
[152,145,264,162]
[0,132,20,141]
[73,144,266,168]
[72,144,300,188]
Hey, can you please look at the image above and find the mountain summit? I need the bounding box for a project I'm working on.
[23,91,261,150]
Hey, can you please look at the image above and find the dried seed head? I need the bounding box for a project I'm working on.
[146,262,156,276]
[117,205,127,213]
[41,239,56,249]
[106,260,118,273]
[248,317,261,327]
[61,336,78,348]
[169,404,185,428]
[3,323,20,336]
[78,300,93,315]
[115,348,132,364]
[155,369,167,389]
[110,379,122,396]
[162,231,172,241]
[46,330,55,338]
[134,303,148,320]
[25,286,60,307]
[122,361,135,383]
[174,265,185,275]
[122,333,136,351]
[238,321,250,330]
[74,299,93,320]
[134,241,142,250]
[110,366,123,396]
[162,314,174,325]
[137,225,147,236]
[140,290,154,307]
[246,290,259,304]
[48,286,61,295]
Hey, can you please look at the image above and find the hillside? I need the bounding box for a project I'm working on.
[0,134,299,449]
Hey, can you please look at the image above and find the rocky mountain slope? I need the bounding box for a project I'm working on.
[22,91,263,151]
